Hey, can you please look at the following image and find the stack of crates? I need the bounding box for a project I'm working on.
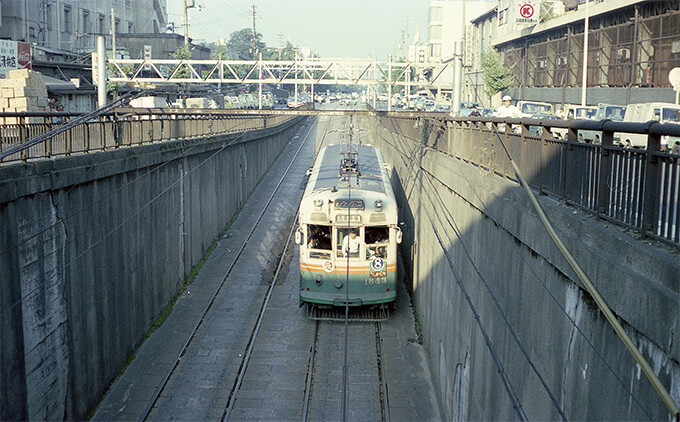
[0,69,49,124]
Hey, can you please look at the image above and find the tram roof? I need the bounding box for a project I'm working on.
[312,144,386,194]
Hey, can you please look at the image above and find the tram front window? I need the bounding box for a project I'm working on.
[308,224,331,259]
[366,226,388,259]
[337,227,361,258]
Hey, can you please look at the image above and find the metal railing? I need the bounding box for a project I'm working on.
[374,113,680,247]
[0,109,295,164]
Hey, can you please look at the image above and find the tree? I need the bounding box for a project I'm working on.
[227,28,266,59]
[171,46,192,100]
[480,48,516,98]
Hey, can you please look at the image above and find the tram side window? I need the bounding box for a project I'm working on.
[308,224,331,259]
[365,226,388,259]
[337,227,361,258]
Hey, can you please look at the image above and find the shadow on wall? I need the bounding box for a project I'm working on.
[364,115,679,421]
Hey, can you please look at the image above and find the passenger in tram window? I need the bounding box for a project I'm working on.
[308,225,331,250]
[308,225,331,259]
[366,226,388,259]
[341,228,361,258]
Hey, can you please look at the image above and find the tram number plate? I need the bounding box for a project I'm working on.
[334,199,364,209]
[369,270,387,278]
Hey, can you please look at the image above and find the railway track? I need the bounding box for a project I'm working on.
[94,113,440,422]
[133,117,319,421]
[301,320,390,422]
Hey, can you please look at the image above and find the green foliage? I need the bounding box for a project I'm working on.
[227,28,266,59]
[171,46,191,97]
[106,62,133,93]
[480,48,516,98]
[214,43,227,60]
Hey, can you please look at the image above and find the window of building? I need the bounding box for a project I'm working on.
[115,18,120,34]
[29,26,37,41]
[46,4,53,30]
[63,5,72,33]
[430,43,442,58]
[499,8,509,25]
[98,14,105,34]
[429,7,443,22]
[429,25,443,40]
[82,10,89,34]
[128,22,134,33]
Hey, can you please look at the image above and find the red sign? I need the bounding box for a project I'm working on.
[520,3,534,18]
[516,0,538,24]
[17,42,32,70]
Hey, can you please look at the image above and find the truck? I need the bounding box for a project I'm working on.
[185,97,218,109]
[578,103,626,143]
[516,101,553,117]
[615,102,680,149]
[129,96,169,108]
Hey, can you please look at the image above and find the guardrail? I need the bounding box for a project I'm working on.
[373,112,680,247]
[0,109,295,164]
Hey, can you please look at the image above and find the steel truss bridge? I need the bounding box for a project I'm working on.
[105,57,454,109]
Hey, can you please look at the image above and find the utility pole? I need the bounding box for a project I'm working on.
[403,17,410,59]
[111,8,116,59]
[581,0,589,106]
[278,32,283,60]
[184,0,189,49]
[251,5,258,60]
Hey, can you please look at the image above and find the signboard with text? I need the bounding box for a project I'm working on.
[516,0,538,25]
[0,40,32,77]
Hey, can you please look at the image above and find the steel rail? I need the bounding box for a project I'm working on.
[137,117,315,422]
[375,322,390,422]
[490,125,680,419]
[222,206,303,421]
[301,321,320,422]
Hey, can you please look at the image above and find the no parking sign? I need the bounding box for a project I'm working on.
[516,0,538,24]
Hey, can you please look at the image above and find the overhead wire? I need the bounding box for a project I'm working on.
[376,113,662,419]
[0,116,262,318]
[373,116,527,420]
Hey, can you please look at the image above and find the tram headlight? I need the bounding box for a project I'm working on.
[315,275,323,285]
[313,199,323,208]
[374,199,383,209]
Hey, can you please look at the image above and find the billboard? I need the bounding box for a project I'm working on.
[0,40,32,77]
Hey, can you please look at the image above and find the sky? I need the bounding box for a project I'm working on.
[166,0,429,59]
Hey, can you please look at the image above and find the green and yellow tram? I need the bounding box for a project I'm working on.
[295,143,401,308]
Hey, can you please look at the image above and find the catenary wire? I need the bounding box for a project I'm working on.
[0,117,271,318]
[376,113,657,419]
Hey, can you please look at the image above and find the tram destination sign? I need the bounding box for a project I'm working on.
[334,199,364,209]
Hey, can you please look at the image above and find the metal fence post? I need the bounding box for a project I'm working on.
[596,126,614,218]
[641,128,661,238]
[19,116,28,161]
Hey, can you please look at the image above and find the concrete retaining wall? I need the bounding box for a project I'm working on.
[0,116,305,420]
[367,116,679,420]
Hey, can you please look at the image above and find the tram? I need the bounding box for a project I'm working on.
[295,142,401,308]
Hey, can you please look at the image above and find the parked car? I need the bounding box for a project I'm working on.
[528,113,560,136]
[459,101,479,116]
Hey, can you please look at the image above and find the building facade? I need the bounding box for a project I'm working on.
[490,0,680,105]
[0,0,168,53]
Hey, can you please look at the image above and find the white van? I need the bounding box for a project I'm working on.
[129,96,169,108]
[516,101,554,117]
[616,102,680,149]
